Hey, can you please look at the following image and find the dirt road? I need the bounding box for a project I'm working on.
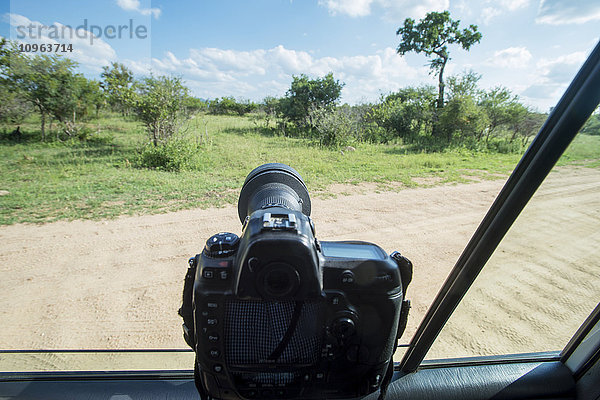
[1,167,598,367]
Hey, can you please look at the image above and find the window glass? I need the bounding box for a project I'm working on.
[1,0,599,375]
[427,130,600,360]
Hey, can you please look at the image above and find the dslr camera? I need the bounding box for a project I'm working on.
[179,163,412,400]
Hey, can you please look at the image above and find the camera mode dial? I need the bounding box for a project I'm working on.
[204,232,240,258]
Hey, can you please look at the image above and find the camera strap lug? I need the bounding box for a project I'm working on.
[179,255,199,349]
[390,251,413,295]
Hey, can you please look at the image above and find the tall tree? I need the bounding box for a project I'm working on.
[396,11,482,109]
[100,62,135,115]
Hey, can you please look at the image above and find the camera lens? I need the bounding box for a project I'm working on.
[238,163,311,223]
[259,262,300,299]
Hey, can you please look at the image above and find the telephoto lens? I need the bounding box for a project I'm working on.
[237,163,311,222]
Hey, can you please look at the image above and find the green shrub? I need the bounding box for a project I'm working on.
[209,97,257,116]
[137,137,203,171]
[133,75,189,146]
[368,86,436,143]
[438,96,488,142]
[308,105,362,147]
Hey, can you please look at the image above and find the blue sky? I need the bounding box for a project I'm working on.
[1,0,599,111]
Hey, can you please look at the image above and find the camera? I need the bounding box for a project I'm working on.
[179,163,412,400]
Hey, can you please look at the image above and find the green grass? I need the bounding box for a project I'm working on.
[1,113,598,225]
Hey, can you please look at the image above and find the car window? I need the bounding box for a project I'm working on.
[427,120,600,360]
[1,0,599,379]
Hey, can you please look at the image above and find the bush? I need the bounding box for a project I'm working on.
[209,97,257,115]
[137,137,203,172]
[308,104,368,147]
[184,97,208,115]
[438,96,488,142]
[133,75,189,146]
[279,73,344,127]
[367,86,436,143]
[581,113,600,136]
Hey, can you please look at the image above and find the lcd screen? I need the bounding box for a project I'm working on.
[321,242,384,259]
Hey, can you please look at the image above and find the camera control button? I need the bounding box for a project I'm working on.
[202,269,215,279]
[207,302,219,309]
[208,333,219,342]
[213,364,223,373]
[341,270,355,284]
[219,270,229,280]
[206,318,218,326]
[205,233,239,257]
[209,348,221,358]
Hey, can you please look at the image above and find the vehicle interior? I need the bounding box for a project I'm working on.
[1,21,599,400]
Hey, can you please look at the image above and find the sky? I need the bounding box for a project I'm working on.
[1,0,599,112]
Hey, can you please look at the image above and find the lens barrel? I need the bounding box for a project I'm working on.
[237,163,311,223]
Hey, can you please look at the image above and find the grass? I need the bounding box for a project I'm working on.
[1,113,598,225]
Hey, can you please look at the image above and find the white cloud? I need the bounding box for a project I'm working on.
[498,0,530,11]
[319,0,374,17]
[536,51,587,82]
[6,13,117,72]
[521,51,587,109]
[319,0,449,20]
[479,0,530,24]
[536,0,600,24]
[133,45,425,103]
[116,0,161,19]
[481,7,502,25]
[487,47,533,68]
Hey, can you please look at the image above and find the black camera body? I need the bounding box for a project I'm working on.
[180,164,411,400]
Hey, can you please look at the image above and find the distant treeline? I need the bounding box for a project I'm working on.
[2,37,598,155]
[208,71,551,152]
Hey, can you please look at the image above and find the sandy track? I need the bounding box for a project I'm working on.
[1,167,598,365]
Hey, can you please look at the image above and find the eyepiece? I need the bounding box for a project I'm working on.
[257,262,301,299]
[237,163,311,223]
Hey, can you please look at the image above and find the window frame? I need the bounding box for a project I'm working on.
[398,39,600,373]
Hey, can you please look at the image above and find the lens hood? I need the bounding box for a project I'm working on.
[237,163,311,223]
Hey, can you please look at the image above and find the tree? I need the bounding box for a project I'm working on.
[209,97,257,116]
[446,70,482,100]
[184,96,208,114]
[261,96,280,128]
[132,75,189,146]
[480,86,519,141]
[0,40,30,125]
[506,104,545,145]
[581,112,600,136]
[101,62,135,115]
[279,73,344,127]
[80,79,106,118]
[3,50,78,140]
[396,11,482,110]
